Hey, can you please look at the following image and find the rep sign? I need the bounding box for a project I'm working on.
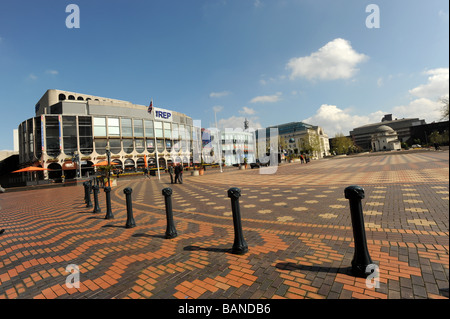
[152,107,173,122]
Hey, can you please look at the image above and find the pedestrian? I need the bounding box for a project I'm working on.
[300,155,304,164]
[168,163,174,184]
[174,163,183,184]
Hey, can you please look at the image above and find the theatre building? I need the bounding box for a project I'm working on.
[17,89,195,181]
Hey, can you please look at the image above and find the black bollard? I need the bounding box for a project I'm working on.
[92,185,101,213]
[104,186,114,219]
[83,181,89,204]
[162,187,177,239]
[345,185,373,277]
[86,182,93,208]
[89,179,93,194]
[228,187,248,255]
[123,187,136,228]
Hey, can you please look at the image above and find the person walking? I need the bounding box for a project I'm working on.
[300,154,304,164]
[168,163,174,184]
[174,163,183,184]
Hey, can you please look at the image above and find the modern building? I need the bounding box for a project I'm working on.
[201,128,257,166]
[350,114,426,151]
[17,89,196,181]
[370,125,401,152]
[256,121,330,160]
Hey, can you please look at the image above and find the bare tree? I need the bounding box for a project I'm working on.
[440,96,449,121]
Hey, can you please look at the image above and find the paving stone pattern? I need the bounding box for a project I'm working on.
[0,151,448,299]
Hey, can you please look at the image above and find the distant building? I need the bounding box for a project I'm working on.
[256,121,330,160]
[17,89,195,181]
[370,125,401,152]
[350,114,426,151]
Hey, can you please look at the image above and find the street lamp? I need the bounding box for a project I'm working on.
[105,145,111,187]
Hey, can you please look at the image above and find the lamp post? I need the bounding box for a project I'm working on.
[106,145,111,187]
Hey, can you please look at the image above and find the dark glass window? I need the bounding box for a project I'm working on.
[63,116,77,155]
[45,116,61,157]
[79,117,93,155]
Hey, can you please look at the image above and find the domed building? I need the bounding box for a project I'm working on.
[371,125,401,152]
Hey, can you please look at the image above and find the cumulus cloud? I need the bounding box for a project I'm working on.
[217,116,262,131]
[209,91,231,98]
[393,68,449,123]
[239,106,256,115]
[409,68,449,99]
[303,104,385,137]
[286,38,368,81]
[250,92,282,103]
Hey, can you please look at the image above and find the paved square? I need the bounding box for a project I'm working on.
[0,151,448,299]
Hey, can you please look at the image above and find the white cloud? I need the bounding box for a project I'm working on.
[209,91,231,98]
[46,70,59,75]
[217,116,262,131]
[286,38,368,81]
[27,74,37,80]
[392,68,449,123]
[212,105,223,113]
[239,106,256,115]
[408,68,449,99]
[250,92,282,103]
[303,104,385,137]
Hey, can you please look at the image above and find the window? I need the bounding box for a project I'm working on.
[134,119,144,137]
[107,118,120,136]
[122,139,134,153]
[164,122,171,139]
[172,123,179,140]
[109,139,121,154]
[144,120,154,137]
[58,94,66,101]
[121,118,132,137]
[95,139,107,155]
[79,117,93,155]
[63,116,77,155]
[45,116,60,157]
[135,139,145,153]
[155,121,163,138]
[147,139,155,153]
[34,117,42,158]
[93,117,106,136]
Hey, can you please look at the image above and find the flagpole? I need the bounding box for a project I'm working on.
[153,98,161,180]
[215,110,223,173]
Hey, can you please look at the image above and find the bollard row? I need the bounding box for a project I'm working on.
[81,181,374,273]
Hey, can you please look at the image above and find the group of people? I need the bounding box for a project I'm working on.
[168,163,183,184]
[299,154,310,164]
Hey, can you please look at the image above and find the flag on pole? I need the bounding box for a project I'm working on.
[148,99,153,114]
[144,154,148,168]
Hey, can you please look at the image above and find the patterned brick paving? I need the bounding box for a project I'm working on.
[0,151,448,299]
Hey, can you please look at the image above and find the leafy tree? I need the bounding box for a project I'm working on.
[331,133,355,155]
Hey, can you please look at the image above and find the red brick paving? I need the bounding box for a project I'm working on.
[0,151,448,300]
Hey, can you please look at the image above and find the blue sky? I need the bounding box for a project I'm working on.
[0,0,448,150]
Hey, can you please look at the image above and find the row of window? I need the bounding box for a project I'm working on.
[93,117,191,140]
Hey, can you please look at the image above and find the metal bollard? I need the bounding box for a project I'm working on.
[104,186,114,219]
[162,187,177,239]
[228,187,248,255]
[89,179,93,194]
[85,181,93,207]
[345,185,373,277]
[123,187,136,228]
[92,185,101,213]
[83,181,89,204]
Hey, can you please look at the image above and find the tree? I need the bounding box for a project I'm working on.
[440,96,449,121]
[331,133,355,155]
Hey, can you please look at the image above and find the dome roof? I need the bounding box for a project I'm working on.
[376,125,394,132]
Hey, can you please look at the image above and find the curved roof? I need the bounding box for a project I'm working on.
[376,125,395,132]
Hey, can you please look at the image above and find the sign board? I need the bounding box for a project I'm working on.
[151,107,173,122]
